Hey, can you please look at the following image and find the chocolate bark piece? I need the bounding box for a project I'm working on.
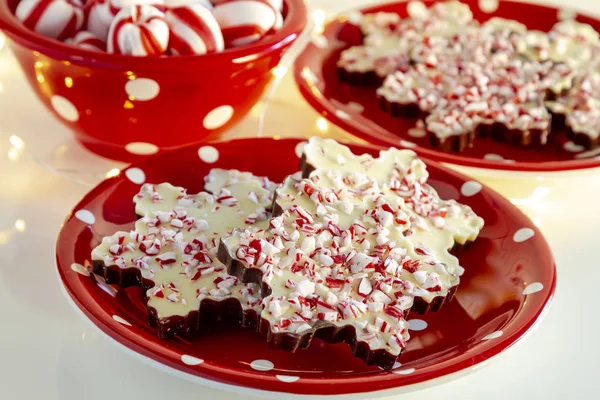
[91,170,275,339]
[219,138,484,369]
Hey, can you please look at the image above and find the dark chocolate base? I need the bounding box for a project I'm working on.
[92,260,259,339]
[338,67,383,86]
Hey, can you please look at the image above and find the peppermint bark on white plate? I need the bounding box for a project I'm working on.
[91,170,275,338]
[219,138,484,369]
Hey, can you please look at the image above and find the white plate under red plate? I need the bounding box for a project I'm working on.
[294,0,600,172]
[56,138,556,397]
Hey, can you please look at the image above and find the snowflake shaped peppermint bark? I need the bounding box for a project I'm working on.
[338,2,476,81]
[203,168,278,196]
[301,138,484,247]
[549,72,600,146]
[91,173,273,338]
[340,2,600,151]
[219,176,415,369]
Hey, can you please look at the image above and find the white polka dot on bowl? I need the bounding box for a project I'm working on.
[51,95,79,122]
[198,146,219,163]
[125,142,159,155]
[203,105,234,130]
[125,78,160,101]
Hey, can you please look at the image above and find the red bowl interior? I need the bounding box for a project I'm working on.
[293,0,600,172]
[0,0,307,162]
[56,138,556,396]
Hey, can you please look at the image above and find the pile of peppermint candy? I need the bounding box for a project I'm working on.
[14,0,284,56]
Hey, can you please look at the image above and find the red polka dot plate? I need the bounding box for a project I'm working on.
[56,138,556,397]
[294,0,600,172]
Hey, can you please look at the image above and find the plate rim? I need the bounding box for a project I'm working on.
[293,0,600,173]
[55,137,558,396]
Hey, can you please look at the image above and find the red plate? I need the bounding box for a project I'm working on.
[294,0,600,172]
[56,138,556,397]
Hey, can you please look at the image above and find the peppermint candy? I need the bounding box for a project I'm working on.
[107,4,170,56]
[65,30,106,51]
[87,0,166,42]
[15,0,84,40]
[165,1,224,55]
[213,0,282,48]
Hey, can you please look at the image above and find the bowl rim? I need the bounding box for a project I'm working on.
[0,0,308,65]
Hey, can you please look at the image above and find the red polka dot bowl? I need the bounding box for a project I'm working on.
[0,0,307,162]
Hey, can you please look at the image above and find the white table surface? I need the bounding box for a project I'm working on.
[1,1,600,399]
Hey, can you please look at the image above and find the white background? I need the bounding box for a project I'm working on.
[1,1,600,399]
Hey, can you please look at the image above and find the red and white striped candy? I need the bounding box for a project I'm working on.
[65,30,106,51]
[212,0,281,48]
[210,0,281,10]
[15,0,84,41]
[165,2,224,55]
[87,0,165,42]
[107,4,170,56]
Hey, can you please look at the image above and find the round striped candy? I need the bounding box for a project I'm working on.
[212,0,281,48]
[15,0,84,41]
[165,2,224,55]
[87,0,165,42]
[65,30,106,51]
[107,4,170,56]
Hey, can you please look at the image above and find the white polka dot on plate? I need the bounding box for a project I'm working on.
[198,146,219,163]
[125,78,160,101]
[523,282,544,295]
[312,35,329,48]
[408,127,426,138]
[558,8,577,20]
[71,263,90,277]
[276,375,300,383]
[479,0,499,13]
[347,102,364,113]
[250,359,274,371]
[203,105,234,130]
[484,153,504,161]
[399,140,416,148]
[393,367,415,375]
[563,141,585,152]
[335,110,350,120]
[125,168,146,184]
[482,330,503,341]
[407,1,427,18]
[181,355,204,365]
[408,319,428,331]
[125,142,159,155]
[75,209,95,225]
[112,315,132,326]
[51,95,79,122]
[513,228,535,243]
[295,141,308,158]
[460,181,483,197]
